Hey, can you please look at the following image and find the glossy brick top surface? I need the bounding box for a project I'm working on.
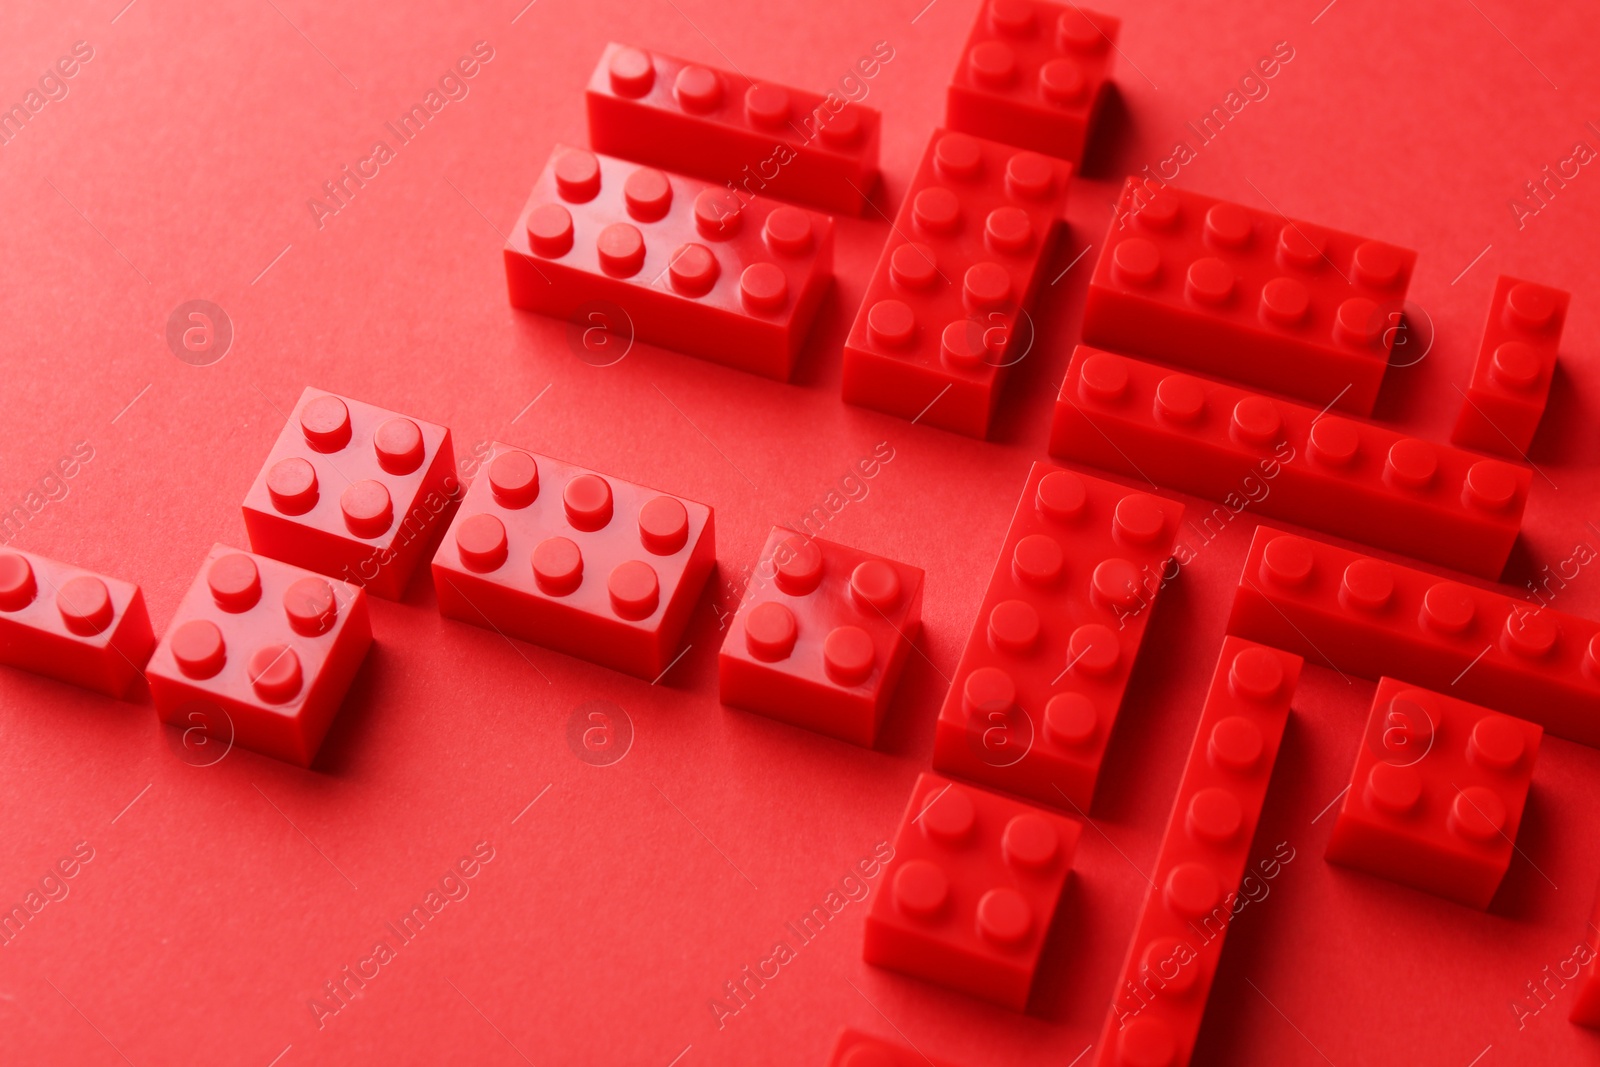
[869,771,1082,967]
[720,526,923,696]
[1332,677,1540,871]
[937,460,1185,798]
[1230,525,1600,743]
[1091,179,1416,366]
[506,143,834,327]
[1466,274,1569,406]
[950,0,1120,122]
[146,544,368,714]
[243,387,452,552]
[0,548,144,654]
[586,42,881,169]
[1054,345,1531,576]
[845,128,1070,384]
[433,444,712,634]
[1099,637,1302,1067]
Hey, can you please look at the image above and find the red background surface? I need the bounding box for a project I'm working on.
[2,1,1598,1064]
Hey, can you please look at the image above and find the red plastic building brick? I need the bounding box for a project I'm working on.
[840,128,1070,438]
[1325,677,1539,909]
[1096,638,1301,1067]
[504,144,834,380]
[0,549,153,699]
[826,1028,962,1067]
[586,42,882,216]
[433,445,714,680]
[146,544,373,766]
[931,461,1185,810]
[1450,275,1569,457]
[1050,345,1531,580]
[1227,525,1600,747]
[242,387,458,600]
[1082,179,1417,415]
[863,772,1081,1010]
[718,527,923,746]
[1570,883,1600,1027]
[945,0,1120,163]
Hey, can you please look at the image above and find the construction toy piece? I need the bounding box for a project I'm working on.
[840,128,1070,438]
[504,144,835,381]
[146,545,372,767]
[586,42,882,216]
[931,461,1184,810]
[1227,526,1600,748]
[0,549,153,699]
[1325,677,1539,909]
[1570,883,1600,1027]
[945,0,1120,164]
[433,445,714,680]
[863,772,1081,1010]
[1097,637,1302,1067]
[1050,345,1531,580]
[242,387,459,600]
[827,1028,962,1066]
[1082,179,1416,415]
[1450,275,1569,457]
[719,527,923,746]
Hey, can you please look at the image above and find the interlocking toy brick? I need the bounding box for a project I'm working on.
[433,445,714,680]
[863,772,1081,1010]
[1570,883,1600,1027]
[586,42,882,216]
[1050,345,1531,580]
[1450,275,1569,457]
[945,0,1120,163]
[718,527,923,746]
[504,144,834,380]
[242,387,458,600]
[0,549,153,699]
[840,128,1070,438]
[1325,677,1540,908]
[931,461,1184,810]
[146,544,372,767]
[827,1028,963,1067]
[1227,526,1600,748]
[1082,179,1417,415]
[1096,637,1302,1067]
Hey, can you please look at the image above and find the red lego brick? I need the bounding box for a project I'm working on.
[0,549,153,699]
[1050,345,1531,580]
[718,527,923,746]
[1325,677,1539,908]
[931,461,1184,810]
[1227,525,1600,748]
[1450,275,1569,457]
[1570,883,1600,1027]
[433,445,714,680]
[504,144,834,381]
[1082,179,1417,415]
[826,1028,963,1066]
[840,128,1070,438]
[1096,638,1301,1067]
[586,42,882,216]
[945,1,1120,163]
[242,387,459,600]
[863,772,1081,1010]
[146,545,372,766]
